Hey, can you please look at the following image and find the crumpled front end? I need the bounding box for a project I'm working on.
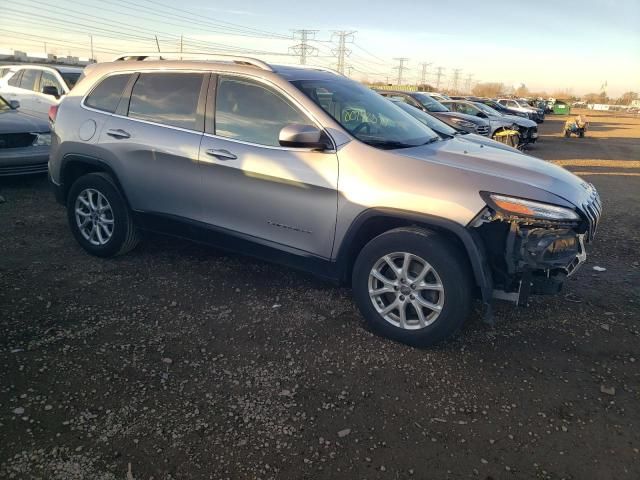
[470,186,602,305]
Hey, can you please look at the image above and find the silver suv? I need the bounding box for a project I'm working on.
[49,54,602,346]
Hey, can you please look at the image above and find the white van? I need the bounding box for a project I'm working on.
[0,65,83,119]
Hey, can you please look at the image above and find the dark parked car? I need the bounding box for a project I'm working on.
[375,90,491,137]
[0,95,50,176]
[390,99,519,153]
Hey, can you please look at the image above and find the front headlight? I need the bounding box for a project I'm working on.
[32,133,51,146]
[482,193,580,221]
[449,118,476,129]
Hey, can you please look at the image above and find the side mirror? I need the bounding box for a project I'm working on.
[279,124,329,150]
[9,100,20,109]
[42,85,60,99]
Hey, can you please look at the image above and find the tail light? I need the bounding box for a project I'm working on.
[48,105,58,123]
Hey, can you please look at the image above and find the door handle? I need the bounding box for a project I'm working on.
[106,129,131,139]
[205,148,237,161]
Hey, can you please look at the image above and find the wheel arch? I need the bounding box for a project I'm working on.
[58,154,129,207]
[335,208,493,301]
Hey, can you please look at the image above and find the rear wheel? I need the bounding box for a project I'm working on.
[66,173,139,257]
[352,227,473,347]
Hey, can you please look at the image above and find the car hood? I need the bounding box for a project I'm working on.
[0,110,49,134]
[454,133,519,153]
[502,114,536,127]
[434,111,487,125]
[398,137,592,208]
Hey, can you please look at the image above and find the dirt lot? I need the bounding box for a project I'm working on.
[1,111,639,480]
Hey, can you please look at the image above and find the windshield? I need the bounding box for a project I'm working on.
[393,101,456,137]
[412,93,449,112]
[292,79,439,149]
[474,102,503,117]
[61,72,81,89]
[0,96,10,112]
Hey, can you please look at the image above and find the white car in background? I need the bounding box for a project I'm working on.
[0,65,83,119]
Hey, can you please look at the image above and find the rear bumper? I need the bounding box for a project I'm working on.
[0,146,49,176]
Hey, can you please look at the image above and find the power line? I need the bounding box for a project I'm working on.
[419,62,432,86]
[393,57,409,86]
[452,68,462,93]
[332,30,356,75]
[435,67,445,91]
[289,30,319,65]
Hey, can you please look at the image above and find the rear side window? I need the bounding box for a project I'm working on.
[127,72,205,130]
[8,70,23,87]
[85,74,131,113]
[20,69,41,91]
[40,72,63,93]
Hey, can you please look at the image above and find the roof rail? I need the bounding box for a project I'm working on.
[110,52,274,72]
[274,64,345,77]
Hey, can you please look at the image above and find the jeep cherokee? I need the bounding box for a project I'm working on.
[48,53,602,346]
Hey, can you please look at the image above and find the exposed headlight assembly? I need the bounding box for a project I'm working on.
[32,133,51,146]
[482,192,580,221]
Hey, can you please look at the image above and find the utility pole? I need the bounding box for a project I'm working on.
[290,29,319,65]
[44,42,47,56]
[452,68,462,94]
[419,62,432,87]
[346,65,355,77]
[393,57,409,86]
[154,35,161,53]
[465,74,474,93]
[180,34,183,59]
[331,31,356,74]
[89,35,94,61]
[435,67,445,91]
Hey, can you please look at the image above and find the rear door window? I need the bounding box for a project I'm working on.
[20,69,41,91]
[85,74,132,113]
[127,72,206,130]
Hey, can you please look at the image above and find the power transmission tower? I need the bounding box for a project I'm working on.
[419,62,432,87]
[290,29,319,65]
[452,68,462,93]
[393,57,409,86]
[331,31,356,74]
[435,67,445,90]
[465,74,474,93]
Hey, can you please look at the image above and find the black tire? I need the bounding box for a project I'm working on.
[352,227,473,347]
[578,131,585,138]
[66,172,139,257]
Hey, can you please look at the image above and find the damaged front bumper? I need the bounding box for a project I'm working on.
[471,199,599,307]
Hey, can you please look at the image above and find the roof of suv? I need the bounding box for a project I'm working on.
[79,59,344,88]
[3,64,83,74]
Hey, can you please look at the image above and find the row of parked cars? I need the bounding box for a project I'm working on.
[375,90,543,149]
[1,55,601,347]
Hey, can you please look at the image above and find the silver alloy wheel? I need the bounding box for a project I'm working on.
[74,188,114,246]
[368,252,445,330]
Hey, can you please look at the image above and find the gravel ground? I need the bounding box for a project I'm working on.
[1,112,639,479]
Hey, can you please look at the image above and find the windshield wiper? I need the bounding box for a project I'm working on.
[362,140,415,150]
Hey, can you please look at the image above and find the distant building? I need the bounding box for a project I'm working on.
[0,48,93,66]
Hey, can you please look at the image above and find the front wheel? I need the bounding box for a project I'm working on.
[352,227,473,347]
[66,172,139,257]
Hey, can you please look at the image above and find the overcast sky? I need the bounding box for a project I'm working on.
[2,0,639,96]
